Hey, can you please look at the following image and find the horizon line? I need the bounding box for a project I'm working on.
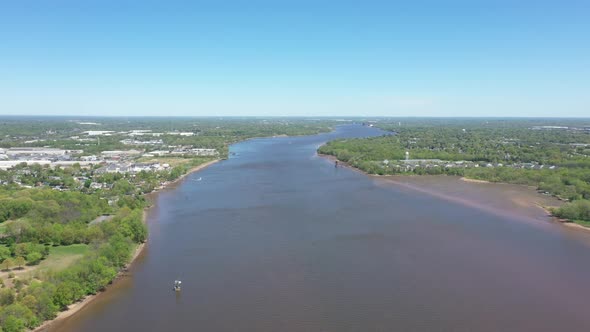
[1,114,590,119]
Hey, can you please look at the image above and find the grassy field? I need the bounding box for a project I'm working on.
[38,244,90,271]
[0,244,90,286]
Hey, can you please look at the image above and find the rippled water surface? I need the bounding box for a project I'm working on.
[50,125,590,332]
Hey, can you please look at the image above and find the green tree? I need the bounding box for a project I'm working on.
[112,180,134,195]
[20,295,38,313]
[554,200,590,222]
[0,246,11,262]
[26,252,43,265]
[14,257,25,270]
[0,303,37,330]
[53,281,84,310]
[60,227,76,245]
[0,288,15,306]
[1,315,25,332]
[20,282,58,321]
[13,244,28,258]
[1,258,14,271]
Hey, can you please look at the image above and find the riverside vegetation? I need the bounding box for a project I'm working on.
[319,119,590,224]
[0,117,335,331]
[0,186,146,332]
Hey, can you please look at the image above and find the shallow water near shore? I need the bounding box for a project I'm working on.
[48,124,590,332]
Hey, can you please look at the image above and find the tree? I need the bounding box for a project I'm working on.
[86,226,104,243]
[169,166,184,180]
[13,243,28,258]
[60,227,76,245]
[1,315,25,332]
[554,200,590,222]
[20,281,58,321]
[0,288,15,306]
[42,245,50,257]
[53,281,83,309]
[13,279,24,292]
[36,225,53,244]
[0,246,11,262]
[5,221,30,243]
[20,295,38,313]
[1,258,14,271]
[26,252,43,265]
[14,257,25,270]
[112,180,134,195]
[0,303,37,330]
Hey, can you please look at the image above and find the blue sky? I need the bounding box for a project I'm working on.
[1,0,589,117]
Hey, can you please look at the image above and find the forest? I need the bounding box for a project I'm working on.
[0,186,146,331]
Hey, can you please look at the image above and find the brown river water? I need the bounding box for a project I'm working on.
[48,125,590,332]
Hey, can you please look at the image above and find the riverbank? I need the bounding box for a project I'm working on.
[34,159,220,331]
[318,153,367,175]
[460,177,490,183]
[536,205,590,232]
[34,240,146,332]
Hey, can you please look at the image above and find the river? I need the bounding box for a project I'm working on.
[49,124,590,332]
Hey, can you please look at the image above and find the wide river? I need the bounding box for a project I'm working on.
[51,124,590,332]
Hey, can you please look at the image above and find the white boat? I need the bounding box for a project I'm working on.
[174,280,181,291]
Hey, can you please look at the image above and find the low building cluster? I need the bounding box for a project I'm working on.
[381,159,557,172]
[142,147,218,157]
[82,129,197,137]
[0,145,217,171]
[0,148,86,170]
[95,162,169,174]
[121,139,164,146]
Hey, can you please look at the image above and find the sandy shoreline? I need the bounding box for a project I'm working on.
[34,159,220,331]
[537,205,590,232]
[460,177,490,184]
[561,222,590,232]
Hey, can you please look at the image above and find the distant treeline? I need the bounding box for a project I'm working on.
[0,117,335,158]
